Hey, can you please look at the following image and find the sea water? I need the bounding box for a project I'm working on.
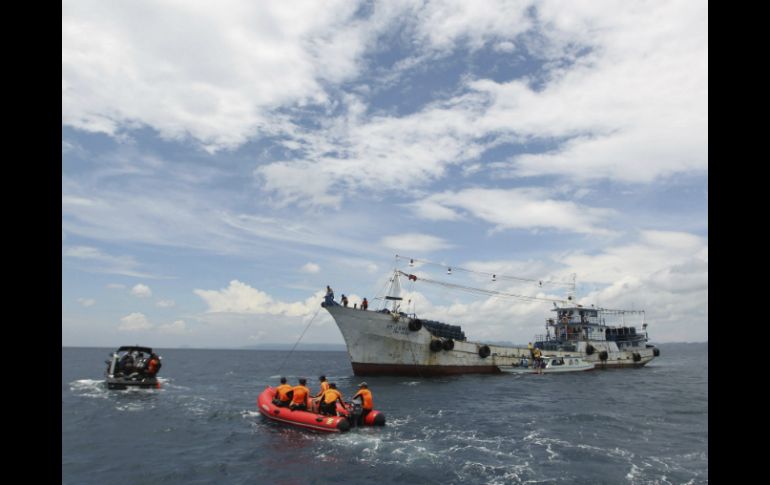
[62,343,707,484]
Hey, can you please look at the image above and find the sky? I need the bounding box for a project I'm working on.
[62,0,708,348]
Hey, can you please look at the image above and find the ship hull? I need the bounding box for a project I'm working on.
[325,305,657,376]
[351,362,501,376]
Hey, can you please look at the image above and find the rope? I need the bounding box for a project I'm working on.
[397,271,570,304]
[396,255,570,288]
[275,306,322,374]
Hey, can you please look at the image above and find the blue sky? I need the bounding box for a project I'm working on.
[62,0,708,348]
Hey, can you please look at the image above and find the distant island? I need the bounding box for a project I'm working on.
[241,343,347,351]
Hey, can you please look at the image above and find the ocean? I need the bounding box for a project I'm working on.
[62,343,707,484]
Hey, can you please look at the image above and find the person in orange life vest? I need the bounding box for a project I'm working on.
[341,294,349,307]
[311,375,330,411]
[352,382,374,420]
[361,298,368,310]
[320,382,344,416]
[145,353,161,376]
[314,375,330,398]
[290,378,311,411]
[273,377,293,407]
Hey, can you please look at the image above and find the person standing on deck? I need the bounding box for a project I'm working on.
[324,286,335,305]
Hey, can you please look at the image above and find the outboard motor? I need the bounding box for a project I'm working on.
[349,398,363,427]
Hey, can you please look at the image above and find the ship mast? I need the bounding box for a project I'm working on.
[384,269,403,312]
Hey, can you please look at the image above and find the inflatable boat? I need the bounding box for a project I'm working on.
[257,386,386,432]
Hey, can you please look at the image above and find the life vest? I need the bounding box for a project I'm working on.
[318,381,330,395]
[533,348,542,358]
[147,358,159,374]
[291,385,310,404]
[275,384,293,401]
[323,388,343,404]
[353,389,373,410]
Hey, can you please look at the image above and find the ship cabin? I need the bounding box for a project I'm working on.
[534,305,648,351]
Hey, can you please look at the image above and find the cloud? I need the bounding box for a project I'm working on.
[300,262,321,274]
[118,312,152,331]
[158,320,188,334]
[156,299,175,308]
[561,230,706,284]
[252,0,706,206]
[413,0,533,51]
[408,198,462,221]
[77,298,95,307]
[194,280,322,317]
[106,283,126,289]
[131,284,152,298]
[63,175,380,260]
[62,0,398,152]
[63,245,159,278]
[410,188,615,234]
[380,233,453,252]
[493,41,516,53]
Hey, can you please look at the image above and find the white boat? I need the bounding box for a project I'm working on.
[323,258,659,376]
[498,356,595,374]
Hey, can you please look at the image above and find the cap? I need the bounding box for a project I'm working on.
[299,378,307,384]
[319,375,326,380]
[358,382,368,387]
[280,377,287,383]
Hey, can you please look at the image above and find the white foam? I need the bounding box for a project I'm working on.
[69,379,109,399]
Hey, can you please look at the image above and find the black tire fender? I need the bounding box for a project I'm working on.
[409,319,422,331]
[478,345,491,358]
[429,340,443,352]
[598,350,608,361]
[442,339,454,351]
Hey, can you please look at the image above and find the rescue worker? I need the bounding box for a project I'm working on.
[312,375,331,411]
[314,375,330,398]
[290,378,311,411]
[145,353,161,376]
[352,382,374,423]
[118,351,135,376]
[320,382,344,416]
[532,347,542,371]
[361,298,368,310]
[527,342,534,366]
[273,377,293,407]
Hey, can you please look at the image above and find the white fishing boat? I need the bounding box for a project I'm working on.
[498,356,595,374]
[323,256,659,376]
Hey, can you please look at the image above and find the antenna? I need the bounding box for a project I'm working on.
[566,273,577,302]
